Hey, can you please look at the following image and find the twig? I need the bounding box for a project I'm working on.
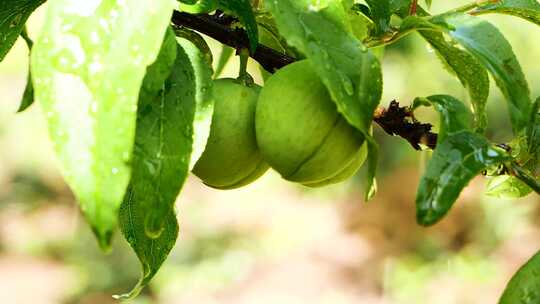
[409,0,418,15]
[374,101,438,150]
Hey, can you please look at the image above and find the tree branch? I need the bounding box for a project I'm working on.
[171,11,439,150]
[374,101,437,150]
[172,11,294,72]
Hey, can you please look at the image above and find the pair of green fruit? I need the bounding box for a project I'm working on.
[193,60,367,189]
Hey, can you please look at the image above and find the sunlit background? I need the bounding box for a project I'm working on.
[1,1,539,303]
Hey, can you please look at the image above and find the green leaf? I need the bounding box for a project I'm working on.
[487,98,540,198]
[390,0,414,16]
[352,3,372,18]
[419,30,489,132]
[178,0,218,14]
[473,0,540,26]
[486,175,532,198]
[439,14,531,134]
[510,161,540,195]
[266,0,383,134]
[0,0,45,62]
[31,0,175,250]
[176,37,215,168]
[217,0,258,52]
[116,28,203,300]
[412,95,472,142]
[17,27,35,113]
[365,0,415,34]
[364,13,490,131]
[214,45,234,78]
[348,9,370,41]
[18,71,35,112]
[172,26,213,66]
[416,131,509,226]
[499,250,540,304]
[365,0,391,34]
[526,97,540,157]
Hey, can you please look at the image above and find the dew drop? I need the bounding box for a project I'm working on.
[341,74,354,96]
[126,235,135,244]
[144,213,164,239]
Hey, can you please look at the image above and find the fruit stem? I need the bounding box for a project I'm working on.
[409,0,418,15]
[20,26,33,48]
[237,48,254,86]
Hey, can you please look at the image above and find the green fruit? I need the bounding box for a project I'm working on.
[303,143,367,187]
[256,60,366,187]
[193,79,269,189]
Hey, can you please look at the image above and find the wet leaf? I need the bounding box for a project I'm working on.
[417,131,510,226]
[364,0,413,35]
[173,26,213,66]
[438,14,531,134]
[364,10,490,131]
[348,9,370,41]
[0,0,45,62]
[510,161,540,195]
[217,0,259,52]
[486,175,532,198]
[412,95,472,142]
[178,0,218,14]
[473,0,540,26]
[117,29,212,300]
[17,27,35,113]
[214,45,234,78]
[526,98,540,164]
[17,71,35,112]
[177,37,215,168]
[31,0,175,250]
[390,0,415,17]
[365,0,391,34]
[419,31,489,132]
[499,250,540,304]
